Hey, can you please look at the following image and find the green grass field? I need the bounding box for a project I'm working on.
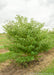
[40,61,54,75]
[0,52,15,62]
[0,33,9,49]
[0,33,54,74]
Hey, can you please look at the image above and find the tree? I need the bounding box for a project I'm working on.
[3,15,51,64]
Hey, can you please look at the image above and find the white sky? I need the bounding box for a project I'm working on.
[0,0,54,33]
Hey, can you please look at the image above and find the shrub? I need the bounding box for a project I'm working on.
[3,15,51,64]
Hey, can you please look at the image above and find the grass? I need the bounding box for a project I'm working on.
[0,33,13,62]
[34,60,54,75]
[0,52,13,62]
[40,60,54,75]
[0,45,5,49]
[0,33,9,49]
[0,51,19,63]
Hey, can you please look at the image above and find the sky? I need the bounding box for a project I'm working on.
[0,0,54,33]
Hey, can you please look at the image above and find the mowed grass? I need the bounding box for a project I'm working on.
[0,33,9,49]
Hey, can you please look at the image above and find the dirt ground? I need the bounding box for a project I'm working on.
[0,48,54,75]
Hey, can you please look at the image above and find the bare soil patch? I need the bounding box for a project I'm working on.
[0,48,54,75]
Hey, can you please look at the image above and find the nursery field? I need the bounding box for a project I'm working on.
[0,33,54,75]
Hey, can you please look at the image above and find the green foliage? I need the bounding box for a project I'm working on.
[16,56,34,63]
[3,15,51,64]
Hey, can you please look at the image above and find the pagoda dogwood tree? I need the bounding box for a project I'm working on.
[3,15,51,64]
